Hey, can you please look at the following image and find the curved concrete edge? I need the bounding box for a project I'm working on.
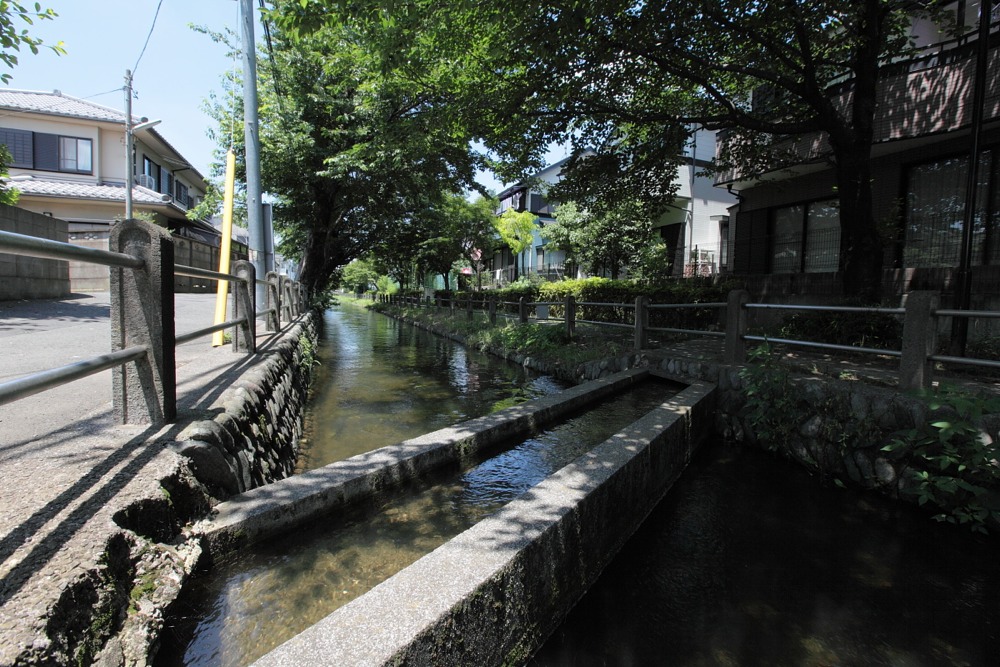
[253,379,716,667]
[194,367,653,555]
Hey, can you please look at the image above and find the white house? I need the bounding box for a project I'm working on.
[493,129,737,283]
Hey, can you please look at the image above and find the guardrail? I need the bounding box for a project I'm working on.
[374,288,998,391]
[0,219,307,426]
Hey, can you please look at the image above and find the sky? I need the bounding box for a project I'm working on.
[1,0,513,193]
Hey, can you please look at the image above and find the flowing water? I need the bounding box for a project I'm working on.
[156,380,677,666]
[530,439,1000,666]
[297,305,569,470]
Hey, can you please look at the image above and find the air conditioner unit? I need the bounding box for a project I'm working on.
[135,174,156,189]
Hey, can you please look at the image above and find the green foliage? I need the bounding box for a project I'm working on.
[883,386,1000,533]
[739,344,802,452]
[494,208,536,279]
[0,2,64,83]
[339,258,379,293]
[779,310,903,350]
[0,145,18,205]
[548,201,655,280]
[375,275,397,294]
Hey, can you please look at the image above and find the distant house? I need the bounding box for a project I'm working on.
[493,129,736,284]
[716,3,1000,303]
[0,89,234,292]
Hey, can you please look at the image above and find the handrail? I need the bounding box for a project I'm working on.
[746,303,905,315]
[175,318,247,345]
[743,334,901,358]
[1,221,307,425]
[174,264,241,282]
[0,345,148,406]
[0,229,144,270]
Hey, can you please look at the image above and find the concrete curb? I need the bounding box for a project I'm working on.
[254,379,716,666]
[195,368,652,555]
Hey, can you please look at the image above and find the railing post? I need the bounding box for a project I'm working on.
[109,219,176,425]
[724,289,749,364]
[279,275,292,322]
[634,296,649,350]
[232,260,256,353]
[566,295,576,340]
[489,296,497,325]
[467,295,474,322]
[900,290,940,391]
[265,270,280,331]
[519,296,529,324]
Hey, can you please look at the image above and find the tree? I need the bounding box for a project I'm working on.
[299,0,942,299]
[547,201,654,280]
[0,2,63,83]
[340,257,378,293]
[494,208,536,281]
[195,2,486,294]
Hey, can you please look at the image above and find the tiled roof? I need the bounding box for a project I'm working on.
[6,177,170,205]
[0,89,129,124]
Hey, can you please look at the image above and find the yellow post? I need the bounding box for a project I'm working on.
[212,149,238,346]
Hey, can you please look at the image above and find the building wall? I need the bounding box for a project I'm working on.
[0,204,70,300]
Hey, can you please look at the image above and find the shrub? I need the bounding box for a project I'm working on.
[779,310,902,350]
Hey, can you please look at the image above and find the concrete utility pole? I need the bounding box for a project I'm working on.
[241,0,266,308]
[124,70,134,220]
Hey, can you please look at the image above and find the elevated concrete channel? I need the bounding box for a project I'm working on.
[193,369,716,666]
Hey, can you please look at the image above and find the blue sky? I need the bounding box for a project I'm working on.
[3,0,246,178]
[2,0,529,193]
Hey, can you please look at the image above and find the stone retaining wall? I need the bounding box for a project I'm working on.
[170,314,320,499]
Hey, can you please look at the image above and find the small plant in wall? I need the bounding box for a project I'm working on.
[739,343,800,452]
[883,385,1000,533]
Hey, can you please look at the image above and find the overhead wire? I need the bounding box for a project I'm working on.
[132,0,166,77]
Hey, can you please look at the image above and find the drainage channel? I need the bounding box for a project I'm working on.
[156,377,684,666]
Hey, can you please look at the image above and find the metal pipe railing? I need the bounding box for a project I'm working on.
[0,229,144,269]
[0,345,148,406]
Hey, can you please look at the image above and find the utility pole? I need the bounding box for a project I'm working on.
[124,70,134,220]
[241,0,266,308]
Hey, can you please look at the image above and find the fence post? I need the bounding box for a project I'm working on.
[109,219,176,425]
[265,271,280,331]
[232,260,256,353]
[724,289,749,364]
[899,290,940,391]
[467,295,474,322]
[634,296,649,350]
[279,275,292,322]
[566,295,576,340]
[489,296,497,325]
[519,296,529,324]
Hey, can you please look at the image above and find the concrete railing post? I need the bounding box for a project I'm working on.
[900,290,940,391]
[489,296,497,325]
[232,260,256,353]
[724,289,750,364]
[519,297,529,324]
[634,296,649,350]
[265,271,280,331]
[566,295,576,340]
[279,275,292,322]
[109,218,176,425]
[467,295,474,322]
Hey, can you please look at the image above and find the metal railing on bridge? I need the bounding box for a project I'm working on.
[0,219,307,426]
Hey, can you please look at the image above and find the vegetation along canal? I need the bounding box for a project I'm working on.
[157,303,679,665]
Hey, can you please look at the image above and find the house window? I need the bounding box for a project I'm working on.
[0,128,34,168]
[142,156,160,189]
[175,181,189,207]
[770,200,841,273]
[903,151,996,268]
[58,137,92,173]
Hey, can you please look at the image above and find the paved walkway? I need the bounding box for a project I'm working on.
[0,292,295,665]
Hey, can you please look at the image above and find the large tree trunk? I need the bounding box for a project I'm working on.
[833,146,883,301]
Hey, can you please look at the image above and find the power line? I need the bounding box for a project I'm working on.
[132,0,166,76]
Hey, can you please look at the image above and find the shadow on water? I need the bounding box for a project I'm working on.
[530,440,1000,667]
[155,382,677,667]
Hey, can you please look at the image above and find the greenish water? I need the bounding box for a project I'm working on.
[297,305,569,469]
[156,381,677,666]
[530,440,1000,666]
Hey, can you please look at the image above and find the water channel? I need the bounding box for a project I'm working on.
[531,439,999,666]
[157,304,676,665]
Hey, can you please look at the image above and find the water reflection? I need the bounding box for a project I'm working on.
[298,307,568,470]
[157,383,677,667]
[531,441,1000,666]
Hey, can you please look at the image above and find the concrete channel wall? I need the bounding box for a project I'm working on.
[196,368,655,555]
[252,378,716,666]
